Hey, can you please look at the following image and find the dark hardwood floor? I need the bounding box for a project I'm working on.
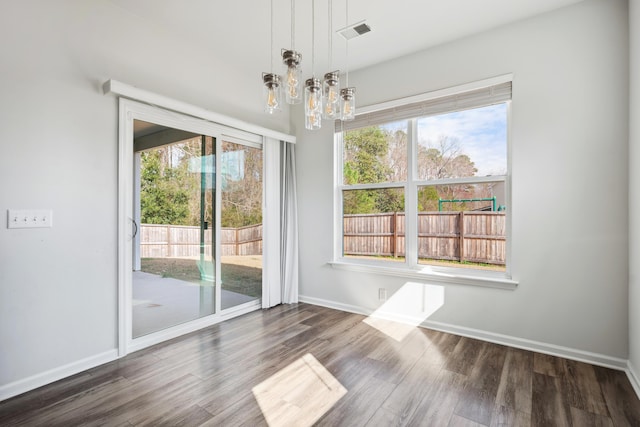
[1,303,639,426]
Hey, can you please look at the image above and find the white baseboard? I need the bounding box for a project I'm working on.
[0,349,119,402]
[4,299,636,403]
[300,295,371,317]
[299,295,628,371]
[421,320,627,370]
[627,362,640,400]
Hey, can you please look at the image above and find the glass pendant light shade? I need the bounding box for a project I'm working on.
[340,87,356,121]
[322,71,340,119]
[263,73,282,114]
[282,49,302,104]
[304,78,322,130]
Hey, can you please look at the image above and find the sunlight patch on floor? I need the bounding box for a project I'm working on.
[252,353,347,427]
[363,317,419,342]
[364,282,445,342]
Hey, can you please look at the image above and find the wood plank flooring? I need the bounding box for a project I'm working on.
[1,303,639,426]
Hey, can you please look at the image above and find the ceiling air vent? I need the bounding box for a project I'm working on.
[338,20,371,40]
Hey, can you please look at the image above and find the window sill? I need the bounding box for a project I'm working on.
[328,260,518,290]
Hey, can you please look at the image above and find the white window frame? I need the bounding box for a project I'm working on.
[332,75,517,290]
[105,79,293,356]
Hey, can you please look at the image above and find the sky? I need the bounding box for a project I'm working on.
[416,103,507,176]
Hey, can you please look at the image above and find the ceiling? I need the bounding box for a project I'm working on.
[108,0,584,81]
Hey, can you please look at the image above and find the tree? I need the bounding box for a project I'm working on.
[385,129,408,182]
[220,142,263,228]
[418,186,439,211]
[342,189,377,215]
[140,138,265,229]
[343,127,391,184]
[342,126,406,214]
[342,128,481,214]
[417,135,477,180]
[140,148,197,225]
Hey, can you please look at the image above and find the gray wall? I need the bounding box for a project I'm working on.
[296,0,630,358]
[0,0,289,388]
[0,0,634,395]
[629,0,640,378]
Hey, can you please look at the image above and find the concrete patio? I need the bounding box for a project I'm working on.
[133,271,257,337]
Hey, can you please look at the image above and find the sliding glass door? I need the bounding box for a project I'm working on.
[132,122,216,338]
[220,140,263,310]
[118,98,277,355]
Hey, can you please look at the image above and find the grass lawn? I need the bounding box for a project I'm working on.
[141,257,262,298]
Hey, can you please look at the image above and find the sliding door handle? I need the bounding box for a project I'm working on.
[132,219,138,239]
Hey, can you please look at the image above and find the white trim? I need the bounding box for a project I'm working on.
[214,136,223,314]
[220,299,263,320]
[133,153,141,271]
[405,119,418,269]
[298,296,627,371]
[118,99,267,356]
[329,261,517,290]
[299,295,371,317]
[0,297,260,400]
[4,297,633,403]
[423,320,627,370]
[341,181,407,191]
[627,361,640,400]
[103,79,295,144]
[0,350,119,401]
[333,132,345,260]
[118,98,133,357]
[357,74,514,116]
[128,300,261,354]
[413,175,507,187]
[334,78,513,284]
[505,99,513,278]
[221,133,263,149]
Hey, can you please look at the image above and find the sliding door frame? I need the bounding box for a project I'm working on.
[118,99,273,356]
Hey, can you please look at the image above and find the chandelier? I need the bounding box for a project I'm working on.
[262,0,369,130]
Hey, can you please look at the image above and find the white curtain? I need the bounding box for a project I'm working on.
[280,141,299,304]
[263,137,281,308]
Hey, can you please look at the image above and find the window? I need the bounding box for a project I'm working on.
[335,78,511,281]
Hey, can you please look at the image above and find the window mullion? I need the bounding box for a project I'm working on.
[413,175,506,187]
[334,131,345,260]
[505,100,513,278]
[340,181,407,191]
[405,118,418,268]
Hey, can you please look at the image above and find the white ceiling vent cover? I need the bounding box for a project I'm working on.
[337,20,371,40]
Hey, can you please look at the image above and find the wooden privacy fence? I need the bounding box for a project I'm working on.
[140,223,262,258]
[343,211,506,265]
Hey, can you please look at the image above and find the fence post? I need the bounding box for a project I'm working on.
[166,224,171,258]
[235,227,240,256]
[459,211,465,263]
[392,212,398,258]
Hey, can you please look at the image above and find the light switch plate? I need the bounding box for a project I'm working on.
[7,209,53,229]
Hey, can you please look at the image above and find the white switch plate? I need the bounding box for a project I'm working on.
[7,209,53,229]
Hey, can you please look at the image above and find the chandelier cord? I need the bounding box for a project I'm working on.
[312,0,315,77]
[291,0,295,50]
[270,0,274,71]
[328,0,332,71]
[345,0,349,87]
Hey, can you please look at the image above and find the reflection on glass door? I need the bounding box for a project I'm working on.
[220,140,263,310]
[132,120,216,338]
